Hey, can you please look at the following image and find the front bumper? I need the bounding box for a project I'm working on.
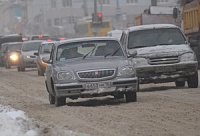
[136,61,198,84]
[54,77,138,98]
[22,58,37,68]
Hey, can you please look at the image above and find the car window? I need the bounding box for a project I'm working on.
[7,43,22,51]
[128,28,186,49]
[56,40,124,61]
[22,42,42,51]
[40,43,54,54]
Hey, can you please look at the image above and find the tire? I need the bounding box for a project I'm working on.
[5,61,11,69]
[38,69,44,76]
[125,91,137,102]
[55,97,66,107]
[114,93,124,99]
[17,66,21,71]
[175,81,185,87]
[187,71,198,88]
[49,93,55,104]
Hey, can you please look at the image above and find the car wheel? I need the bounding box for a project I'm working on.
[125,91,137,102]
[5,61,11,69]
[21,67,25,71]
[49,93,55,104]
[187,71,198,88]
[114,93,124,99]
[38,69,44,76]
[17,66,21,71]
[175,81,185,87]
[55,97,66,107]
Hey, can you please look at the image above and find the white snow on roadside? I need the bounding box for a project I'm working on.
[0,104,39,136]
[0,104,90,136]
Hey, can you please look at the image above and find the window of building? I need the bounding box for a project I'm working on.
[62,0,72,7]
[99,0,110,5]
[54,18,60,26]
[47,19,52,26]
[51,0,56,8]
[126,0,138,3]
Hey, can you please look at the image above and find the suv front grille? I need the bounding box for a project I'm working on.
[77,69,115,79]
[148,56,179,65]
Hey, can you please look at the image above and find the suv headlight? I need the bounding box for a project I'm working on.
[118,66,135,76]
[132,58,148,66]
[57,71,74,80]
[180,53,196,62]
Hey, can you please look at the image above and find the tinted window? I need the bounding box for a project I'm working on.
[31,36,49,40]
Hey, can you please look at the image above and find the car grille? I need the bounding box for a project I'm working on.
[77,69,115,79]
[148,56,179,65]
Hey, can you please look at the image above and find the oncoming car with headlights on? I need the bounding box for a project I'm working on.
[18,40,44,71]
[43,37,138,107]
[34,41,55,76]
[3,42,22,69]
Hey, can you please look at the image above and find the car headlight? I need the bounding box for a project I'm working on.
[57,71,74,80]
[180,53,196,62]
[132,58,148,66]
[118,66,135,76]
[10,54,18,61]
[26,56,30,59]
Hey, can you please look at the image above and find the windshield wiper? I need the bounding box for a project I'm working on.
[83,45,97,59]
[104,47,121,58]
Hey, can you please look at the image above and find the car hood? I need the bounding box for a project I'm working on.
[55,57,131,72]
[22,50,37,56]
[132,44,193,58]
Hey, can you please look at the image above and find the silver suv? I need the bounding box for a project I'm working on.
[120,24,198,88]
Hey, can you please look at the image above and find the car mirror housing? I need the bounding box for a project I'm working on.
[127,49,137,58]
[34,52,39,56]
[42,56,51,64]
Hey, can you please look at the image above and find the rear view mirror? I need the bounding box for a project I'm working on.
[34,52,38,56]
[42,56,51,64]
[127,49,137,58]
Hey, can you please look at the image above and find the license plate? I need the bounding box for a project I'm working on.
[155,66,176,73]
[86,82,111,90]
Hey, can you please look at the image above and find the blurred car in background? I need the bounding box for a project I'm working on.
[34,41,56,76]
[29,35,50,40]
[18,40,44,71]
[3,42,22,69]
[44,37,138,107]
[0,34,23,66]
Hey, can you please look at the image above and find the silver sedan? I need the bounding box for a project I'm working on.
[44,37,138,107]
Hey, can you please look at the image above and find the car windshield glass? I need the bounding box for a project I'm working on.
[40,43,54,54]
[128,28,186,49]
[8,43,22,51]
[22,42,41,51]
[56,40,124,61]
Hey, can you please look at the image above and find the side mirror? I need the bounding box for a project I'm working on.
[42,56,51,64]
[34,52,39,56]
[127,49,137,58]
[189,39,198,47]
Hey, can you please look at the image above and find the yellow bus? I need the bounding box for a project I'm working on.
[74,20,112,37]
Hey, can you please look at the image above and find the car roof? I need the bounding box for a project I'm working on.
[23,40,44,43]
[126,24,179,32]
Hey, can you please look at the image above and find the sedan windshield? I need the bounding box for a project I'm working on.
[128,28,186,49]
[22,42,42,51]
[57,40,124,61]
